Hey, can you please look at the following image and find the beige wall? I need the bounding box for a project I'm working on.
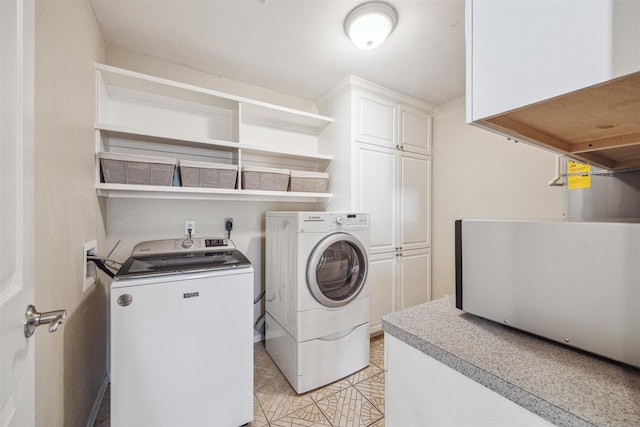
[431,97,565,300]
[34,0,106,425]
[107,46,318,113]
[102,50,327,339]
[29,6,566,423]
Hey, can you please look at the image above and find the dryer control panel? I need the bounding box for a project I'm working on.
[331,213,368,227]
[298,212,368,232]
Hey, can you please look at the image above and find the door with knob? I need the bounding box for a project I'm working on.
[24,305,67,338]
[1,1,37,425]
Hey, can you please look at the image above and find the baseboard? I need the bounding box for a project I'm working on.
[86,374,110,427]
[254,331,264,343]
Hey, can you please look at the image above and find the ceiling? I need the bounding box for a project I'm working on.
[89,0,466,106]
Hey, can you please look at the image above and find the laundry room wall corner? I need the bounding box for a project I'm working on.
[105,199,315,346]
[34,0,108,426]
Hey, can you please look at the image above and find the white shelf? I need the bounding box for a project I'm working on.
[96,183,332,202]
[97,123,239,152]
[98,63,240,111]
[98,63,332,134]
[97,123,333,163]
[95,64,334,202]
[240,102,332,135]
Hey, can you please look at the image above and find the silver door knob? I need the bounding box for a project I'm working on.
[24,305,67,338]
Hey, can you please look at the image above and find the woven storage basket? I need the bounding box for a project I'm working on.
[241,166,290,191]
[288,170,329,193]
[179,160,238,189]
[99,152,176,186]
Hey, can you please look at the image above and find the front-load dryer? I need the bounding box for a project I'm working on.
[265,212,370,393]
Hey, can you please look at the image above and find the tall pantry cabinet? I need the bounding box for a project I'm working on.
[317,76,434,333]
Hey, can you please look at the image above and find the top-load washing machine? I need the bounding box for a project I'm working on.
[265,212,370,393]
[111,238,254,426]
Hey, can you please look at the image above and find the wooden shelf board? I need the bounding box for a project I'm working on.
[481,71,640,171]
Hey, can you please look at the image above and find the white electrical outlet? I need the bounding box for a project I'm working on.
[83,240,97,292]
[184,221,195,237]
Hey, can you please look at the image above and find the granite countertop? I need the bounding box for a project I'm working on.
[382,295,640,427]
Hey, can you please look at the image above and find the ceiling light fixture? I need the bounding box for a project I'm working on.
[344,2,398,50]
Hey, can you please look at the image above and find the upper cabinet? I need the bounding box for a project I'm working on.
[95,64,334,201]
[353,88,432,155]
[353,91,397,149]
[317,76,434,333]
[399,105,432,156]
[466,0,640,170]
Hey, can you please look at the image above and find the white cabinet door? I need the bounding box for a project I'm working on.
[399,153,430,251]
[355,142,397,255]
[467,0,639,122]
[385,334,554,426]
[398,248,431,310]
[399,105,431,155]
[368,252,397,334]
[354,90,397,148]
[1,0,36,425]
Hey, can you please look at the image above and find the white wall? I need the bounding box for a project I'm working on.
[431,97,565,299]
[34,0,107,425]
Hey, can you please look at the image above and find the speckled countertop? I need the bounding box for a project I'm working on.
[382,295,640,427]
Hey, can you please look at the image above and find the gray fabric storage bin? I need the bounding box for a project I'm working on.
[100,152,176,186]
[179,160,238,188]
[288,170,329,193]
[241,166,290,191]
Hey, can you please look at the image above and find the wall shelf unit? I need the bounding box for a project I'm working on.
[95,63,334,201]
[96,183,332,202]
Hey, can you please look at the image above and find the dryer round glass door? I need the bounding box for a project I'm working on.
[306,232,368,307]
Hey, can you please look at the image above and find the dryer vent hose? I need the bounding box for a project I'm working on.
[91,258,116,279]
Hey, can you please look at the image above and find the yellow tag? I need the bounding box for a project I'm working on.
[567,160,590,190]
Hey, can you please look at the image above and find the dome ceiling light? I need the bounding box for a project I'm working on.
[344,2,398,50]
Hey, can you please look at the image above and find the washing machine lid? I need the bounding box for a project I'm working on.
[307,232,368,308]
[115,238,251,279]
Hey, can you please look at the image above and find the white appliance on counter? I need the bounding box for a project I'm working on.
[110,238,254,426]
[455,219,640,368]
[265,212,370,393]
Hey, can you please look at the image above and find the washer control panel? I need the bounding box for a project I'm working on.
[132,237,232,256]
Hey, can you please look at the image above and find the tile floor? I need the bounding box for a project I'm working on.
[94,335,385,427]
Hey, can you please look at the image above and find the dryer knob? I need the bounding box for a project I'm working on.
[182,238,194,248]
[335,216,344,225]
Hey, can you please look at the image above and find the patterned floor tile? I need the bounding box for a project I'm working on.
[255,379,315,422]
[93,384,110,427]
[366,416,385,426]
[346,363,383,385]
[269,403,332,427]
[315,386,384,427]
[255,353,286,390]
[370,343,384,369]
[354,372,385,413]
[254,342,271,364]
[370,335,384,350]
[252,394,270,427]
[309,377,352,402]
[94,338,386,427]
